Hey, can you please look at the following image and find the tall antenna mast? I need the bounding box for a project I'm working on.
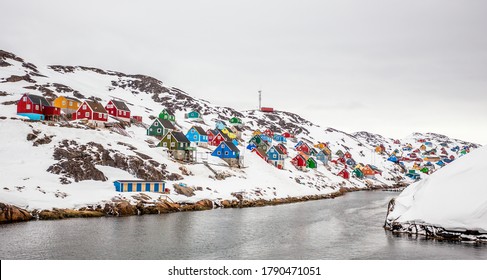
[258,90,262,110]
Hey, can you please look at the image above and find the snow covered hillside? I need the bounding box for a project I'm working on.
[386,146,487,234]
[0,50,481,211]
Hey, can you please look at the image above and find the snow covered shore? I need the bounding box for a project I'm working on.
[386,146,487,241]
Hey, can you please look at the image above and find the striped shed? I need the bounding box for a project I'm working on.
[113,180,166,193]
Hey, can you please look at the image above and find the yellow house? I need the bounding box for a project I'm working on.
[53,96,81,115]
[252,129,262,136]
[314,142,327,149]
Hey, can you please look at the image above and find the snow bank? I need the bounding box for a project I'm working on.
[388,146,487,233]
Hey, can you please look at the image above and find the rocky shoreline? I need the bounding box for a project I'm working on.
[1,184,406,225]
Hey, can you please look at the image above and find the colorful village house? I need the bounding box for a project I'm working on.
[17,93,50,120]
[53,96,81,116]
[214,120,227,130]
[314,142,327,150]
[361,165,375,178]
[114,180,166,193]
[207,129,219,143]
[346,158,356,166]
[221,127,237,139]
[185,125,208,146]
[263,129,274,137]
[252,129,262,136]
[147,118,176,137]
[282,132,294,139]
[277,143,288,157]
[375,144,386,154]
[228,116,242,126]
[185,110,201,120]
[159,109,175,122]
[266,145,286,169]
[322,146,332,159]
[307,157,318,169]
[43,103,61,121]
[393,139,401,144]
[316,150,329,165]
[335,149,344,158]
[105,99,131,122]
[73,100,108,126]
[209,130,229,146]
[368,164,382,175]
[158,131,194,161]
[344,151,352,159]
[273,134,287,143]
[353,168,364,179]
[260,134,273,144]
[211,141,241,167]
[291,153,308,171]
[337,169,350,180]
[295,142,312,155]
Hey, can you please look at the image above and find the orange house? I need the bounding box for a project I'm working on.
[53,96,81,115]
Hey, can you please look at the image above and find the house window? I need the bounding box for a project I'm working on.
[163,142,167,147]
[157,128,162,133]
[35,105,39,110]
[62,101,66,105]
[77,112,80,115]
[69,101,72,106]
[85,112,89,118]
[273,154,277,159]
[170,142,175,147]
[225,151,229,155]
[167,135,171,140]
[23,97,27,102]
[82,105,86,109]
[98,113,102,118]
[180,143,184,147]
[193,135,197,140]
[217,151,221,155]
[26,104,31,109]
[191,129,195,132]
[221,144,225,148]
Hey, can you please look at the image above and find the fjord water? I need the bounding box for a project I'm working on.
[1,191,485,259]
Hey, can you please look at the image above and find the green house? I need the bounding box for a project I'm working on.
[157,131,191,151]
[307,157,318,169]
[159,109,175,122]
[229,116,242,125]
[353,168,364,179]
[147,118,176,137]
[186,110,201,119]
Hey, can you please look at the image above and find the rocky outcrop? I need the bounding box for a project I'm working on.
[0,203,33,224]
[47,140,168,183]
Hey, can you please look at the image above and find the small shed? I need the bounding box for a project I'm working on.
[114,180,166,193]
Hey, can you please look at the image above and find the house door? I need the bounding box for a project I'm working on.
[127,183,133,192]
[136,183,142,192]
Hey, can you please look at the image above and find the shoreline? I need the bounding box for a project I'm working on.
[1,184,406,225]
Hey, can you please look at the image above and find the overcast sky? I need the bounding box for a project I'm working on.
[2,0,486,144]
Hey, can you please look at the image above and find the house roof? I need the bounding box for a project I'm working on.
[111,100,130,111]
[192,126,207,135]
[65,96,81,103]
[161,108,175,116]
[222,141,239,152]
[85,100,108,113]
[208,129,219,135]
[27,94,50,106]
[171,131,190,143]
[157,118,176,129]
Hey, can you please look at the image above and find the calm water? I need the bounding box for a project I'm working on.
[1,191,486,259]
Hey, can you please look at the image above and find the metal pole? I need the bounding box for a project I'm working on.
[258,90,262,110]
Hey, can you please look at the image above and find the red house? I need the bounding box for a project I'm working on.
[291,153,307,169]
[209,131,229,146]
[42,105,61,121]
[277,143,288,155]
[295,142,311,154]
[17,93,50,120]
[73,100,108,126]
[207,129,219,143]
[282,132,294,138]
[105,100,131,122]
[337,169,350,180]
[344,151,352,159]
[263,129,274,137]
[261,107,274,112]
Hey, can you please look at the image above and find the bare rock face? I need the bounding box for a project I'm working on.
[173,184,195,197]
[0,203,33,224]
[47,140,168,183]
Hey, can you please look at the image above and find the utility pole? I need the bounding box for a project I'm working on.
[258,90,262,110]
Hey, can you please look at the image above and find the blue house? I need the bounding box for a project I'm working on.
[260,134,273,143]
[114,180,166,193]
[215,120,227,130]
[186,110,201,119]
[294,140,305,149]
[246,143,257,151]
[387,155,398,163]
[273,134,287,143]
[316,150,329,165]
[266,145,285,169]
[185,125,208,145]
[211,141,241,167]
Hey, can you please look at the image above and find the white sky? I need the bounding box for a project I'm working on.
[1,0,486,144]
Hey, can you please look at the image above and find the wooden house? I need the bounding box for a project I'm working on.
[344,151,352,159]
[53,96,81,115]
[43,105,61,121]
[361,166,375,177]
[291,153,308,171]
[229,116,242,126]
[314,142,327,150]
[73,100,108,126]
[159,109,175,122]
[158,131,194,161]
[266,145,285,169]
[211,141,241,167]
[105,100,131,122]
[353,168,364,179]
[277,143,288,156]
[147,118,176,137]
[185,110,201,120]
[17,93,50,120]
[337,169,350,180]
[295,142,311,155]
[307,157,318,169]
[282,132,294,139]
[209,130,229,146]
[185,126,208,146]
[316,150,328,165]
[215,120,227,130]
[252,129,262,136]
[273,134,287,143]
[207,129,219,142]
[263,129,274,137]
[114,180,166,193]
